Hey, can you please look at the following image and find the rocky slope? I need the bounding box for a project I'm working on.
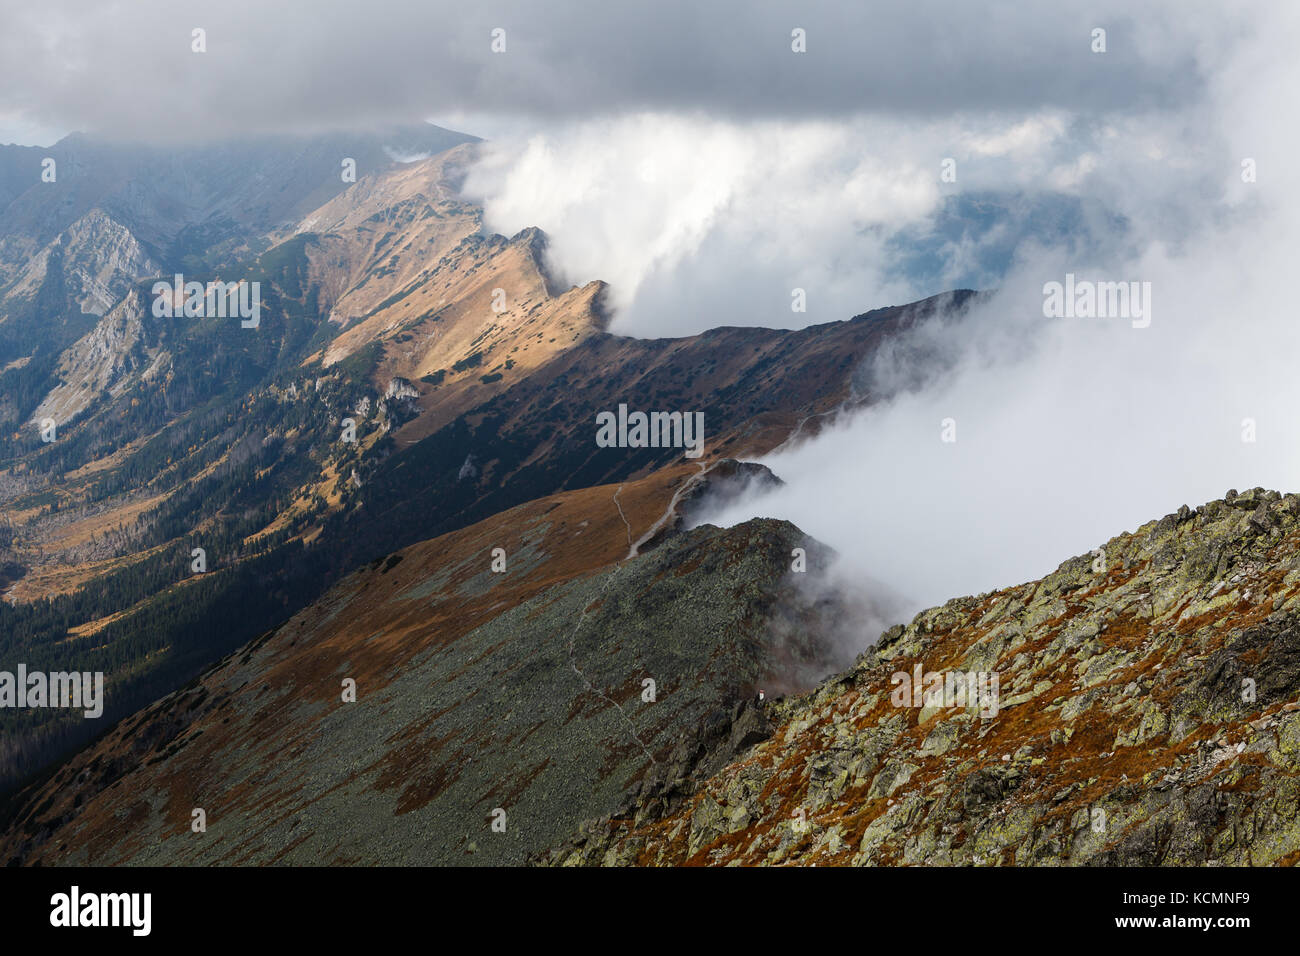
[0,463,862,865]
[0,125,478,431]
[5,209,159,318]
[545,487,1300,866]
[29,288,160,424]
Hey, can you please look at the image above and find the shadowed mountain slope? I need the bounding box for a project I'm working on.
[0,462,861,865]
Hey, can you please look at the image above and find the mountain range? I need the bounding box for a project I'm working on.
[1,128,1297,867]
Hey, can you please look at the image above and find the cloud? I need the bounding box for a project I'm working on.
[450,4,1248,338]
[461,98,1224,336]
[465,114,956,335]
[0,0,1223,142]
[696,7,1300,627]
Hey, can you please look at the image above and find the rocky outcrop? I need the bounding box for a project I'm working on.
[5,209,158,317]
[383,377,419,402]
[678,460,784,526]
[544,488,1300,866]
[30,288,153,425]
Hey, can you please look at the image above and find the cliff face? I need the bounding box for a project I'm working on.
[545,487,1300,866]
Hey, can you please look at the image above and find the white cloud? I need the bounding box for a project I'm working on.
[464,111,1109,336]
[696,9,1300,631]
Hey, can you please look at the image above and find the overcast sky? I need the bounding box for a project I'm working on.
[0,0,1223,145]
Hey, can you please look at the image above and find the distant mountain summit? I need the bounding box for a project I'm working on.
[0,124,481,429]
[0,124,479,255]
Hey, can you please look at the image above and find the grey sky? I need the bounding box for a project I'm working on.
[0,0,1222,144]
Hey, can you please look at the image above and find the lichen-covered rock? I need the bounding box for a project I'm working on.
[543,489,1300,866]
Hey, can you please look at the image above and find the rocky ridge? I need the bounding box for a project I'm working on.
[0,465,857,865]
[544,487,1300,866]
